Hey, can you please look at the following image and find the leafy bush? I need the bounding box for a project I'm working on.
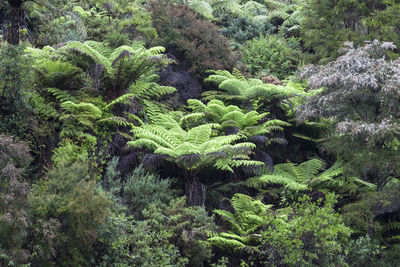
[0,44,34,139]
[256,194,352,266]
[301,0,400,63]
[0,135,31,264]
[95,211,188,267]
[208,193,352,266]
[241,35,302,79]
[104,159,175,219]
[149,0,237,76]
[221,17,274,45]
[28,157,110,266]
[98,159,215,266]
[297,40,400,191]
[28,0,157,47]
[123,167,174,218]
[97,198,216,267]
[82,0,157,47]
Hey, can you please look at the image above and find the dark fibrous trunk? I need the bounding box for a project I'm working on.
[6,3,22,45]
[185,175,206,206]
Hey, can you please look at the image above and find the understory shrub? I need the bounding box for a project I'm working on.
[241,34,302,79]
[149,0,237,76]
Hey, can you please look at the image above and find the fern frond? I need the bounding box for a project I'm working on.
[46,87,76,102]
[148,46,166,55]
[97,116,132,127]
[60,41,113,78]
[180,113,206,126]
[232,68,246,81]
[207,236,246,250]
[127,139,161,151]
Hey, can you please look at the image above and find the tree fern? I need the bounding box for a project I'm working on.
[59,41,114,78]
[185,99,289,143]
[34,60,83,90]
[203,70,301,112]
[208,193,273,251]
[57,41,171,99]
[250,159,377,193]
[252,158,327,192]
[46,88,76,103]
[59,101,102,141]
[127,112,263,205]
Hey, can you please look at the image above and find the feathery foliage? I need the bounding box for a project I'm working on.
[128,112,262,174]
[298,41,400,191]
[208,193,272,251]
[248,158,376,193]
[127,112,263,205]
[185,99,289,140]
[203,69,301,113]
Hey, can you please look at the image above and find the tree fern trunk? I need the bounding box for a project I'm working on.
[7,0,22,45]
[185,175,206,206]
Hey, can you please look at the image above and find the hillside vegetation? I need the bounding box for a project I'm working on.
[1,0,400,266]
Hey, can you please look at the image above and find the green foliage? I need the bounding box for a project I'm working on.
[248,159,376,194]
[59,101,102,140]
[298,41,400,191]
[95,211,188,266]
[301,0,400,63]
[253,158,325,191]
[342,188,400,239]
[128,111,263,205]
[99,159,215,266]
[98,197,216,266]
[241,34,302,78]
[208,192,352,266]
[2,0,400,265]
[160,197,216,266]
[28,157,110,266]
[27,0,157,47]
[256,194,352,266]
[0,44,34,139]
[58,40,174,99]
[203,69,301,114]
[0,135,31,265]
[128,112,263,174]
[185,99,288,140]
[221,17,274,46]
[345,236,381,267]
[123,167,173,218]
[178,0,301,39]
[208,193,273,251]
[149,0,237,76]
[34,60,83,90]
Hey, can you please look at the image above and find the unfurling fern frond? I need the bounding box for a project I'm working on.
[232,68,246,81]
[148,46,166,55]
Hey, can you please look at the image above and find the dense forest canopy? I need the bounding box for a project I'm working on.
[0,0,400,266]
